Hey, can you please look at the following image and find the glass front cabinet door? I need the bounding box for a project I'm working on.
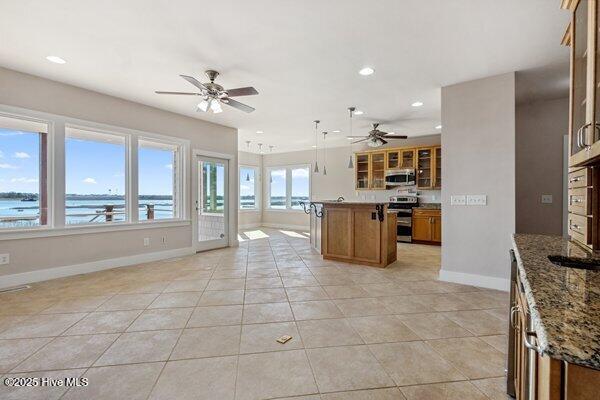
[370,152,386,189]
[355,153,369,189]
[417,148,433,189]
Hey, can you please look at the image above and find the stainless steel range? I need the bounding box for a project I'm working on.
[388,195,418,243]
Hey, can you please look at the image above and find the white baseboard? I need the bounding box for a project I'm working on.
[261,223,310,231]
[439,269,509,291]
[0,247,196,289]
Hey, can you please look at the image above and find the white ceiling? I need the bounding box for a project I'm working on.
[0,0,569,153]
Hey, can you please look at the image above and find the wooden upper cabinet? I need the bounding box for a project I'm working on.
[386,150,400,169]
[370,152,386,189]
[567,0,600,166]
[433,146,442,189]
[417,148,433,189]
[355,153,369,189]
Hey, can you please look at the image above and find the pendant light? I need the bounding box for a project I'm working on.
[347,107,355,169]
[246,172,250,181]
[322,131,328,176]
[313,120,320,173]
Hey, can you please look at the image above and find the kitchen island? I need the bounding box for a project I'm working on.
[312,201,397,268]
[510,234,600,399]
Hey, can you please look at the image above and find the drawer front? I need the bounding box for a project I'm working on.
[568,168,591,189]
[568,187,591,216]
[568,213,591,245]
[413,209,441,217]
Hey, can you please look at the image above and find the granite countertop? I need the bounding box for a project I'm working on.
[512,234,600,370]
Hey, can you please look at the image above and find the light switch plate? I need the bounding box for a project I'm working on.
[451,195,466,206]
[0,254,9,265]
[541,194,553,204]
[467,195,487,206]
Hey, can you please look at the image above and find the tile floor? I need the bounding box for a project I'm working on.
[0,227,511,400]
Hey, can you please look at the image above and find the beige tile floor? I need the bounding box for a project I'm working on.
[0,227,511,400]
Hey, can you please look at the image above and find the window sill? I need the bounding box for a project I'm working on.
[239,209,261,213]
[0,219,191,241]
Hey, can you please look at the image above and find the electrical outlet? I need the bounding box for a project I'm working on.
[467,195,487,206]
[541,194,553,204]
[143,238,150,247]
[0,254,9,265]
[451,195,466,206]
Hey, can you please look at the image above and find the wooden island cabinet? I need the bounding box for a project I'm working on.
[319,201,397,268]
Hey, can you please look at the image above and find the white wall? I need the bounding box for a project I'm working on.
[259,135,441,229]
[238,151,262,228]
[0,67,238,284]
[440,72,516,291]
[515,96,568,235]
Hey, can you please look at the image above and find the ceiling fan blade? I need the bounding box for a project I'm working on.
[155,91,200,96]
[226,87,259,97]
[382,134,408,139]
[380,138,388,145]
[222,98,255,113]
[352,138,369,144]
[180,75,208,92]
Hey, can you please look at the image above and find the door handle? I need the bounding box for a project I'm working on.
[510,305,519,329]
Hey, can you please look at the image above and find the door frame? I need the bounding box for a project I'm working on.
[192,149,236,252]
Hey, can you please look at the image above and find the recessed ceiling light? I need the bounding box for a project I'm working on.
[46,55,66,64]
[311,145,317,148]
[411,101,423,107]
[332,130,341,133]
[359,67,374,76]
[354,110,364,115]
[435,124,442,129]
[346,137,354,140]
[256,130,263,134]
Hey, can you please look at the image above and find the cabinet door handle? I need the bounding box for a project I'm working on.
[577,126,583,148]
[510,305,519,329]
[569,176,582,183]
[581,123,593,148]
[523,330,542,353]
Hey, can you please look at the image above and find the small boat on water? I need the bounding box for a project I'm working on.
[21,197,37,202]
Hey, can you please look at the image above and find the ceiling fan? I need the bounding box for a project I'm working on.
[155,70,258,113]
[348,123,408,147]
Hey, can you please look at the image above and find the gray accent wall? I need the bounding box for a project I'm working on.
[440,72,516,290]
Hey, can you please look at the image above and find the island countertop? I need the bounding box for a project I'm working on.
[512,233,600,370]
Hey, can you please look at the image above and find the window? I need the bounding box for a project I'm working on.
[0,116,48,229]
[239,166,259,210]
[65,127,126,225]
[267,165,310,210]
[139,139,179,220]
[202,161,225,214]
[269,168,286,209]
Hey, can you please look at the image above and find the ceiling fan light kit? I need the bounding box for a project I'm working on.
[156,69,258,113]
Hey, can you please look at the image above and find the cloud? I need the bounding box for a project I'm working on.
[164,164,173,170]
[10,177,38,183]
[270,169,286,178]
[14,152,30,159]
[82,177,97,184]
[0,163,18,169]
[292,168,309,178]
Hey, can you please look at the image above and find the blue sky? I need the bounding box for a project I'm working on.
[269,167,309,197]
[0,128,175,195]
[0,129,40,193]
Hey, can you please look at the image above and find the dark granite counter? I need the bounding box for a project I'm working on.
[512,234,600,370]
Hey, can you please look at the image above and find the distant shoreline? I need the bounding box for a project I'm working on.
[0,193,173,200]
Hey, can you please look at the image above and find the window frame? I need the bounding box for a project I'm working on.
[239,165,260,212]
[0,104,190,240]
[265,164,311,211]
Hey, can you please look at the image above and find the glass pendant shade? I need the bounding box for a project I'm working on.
[210,99,223,113]
[323,165,327,176]
[197,99,209,112]
[314,162,319,173]
[347,155,354,169]
[246,173,250,181]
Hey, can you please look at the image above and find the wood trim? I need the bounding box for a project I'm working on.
[561,0,579,12]
[562,22,572,46]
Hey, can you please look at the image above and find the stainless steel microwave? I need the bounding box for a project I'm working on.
[385,169,416,186]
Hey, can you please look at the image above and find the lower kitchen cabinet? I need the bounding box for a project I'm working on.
[412,209,441,244]
[510,260,599,400]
